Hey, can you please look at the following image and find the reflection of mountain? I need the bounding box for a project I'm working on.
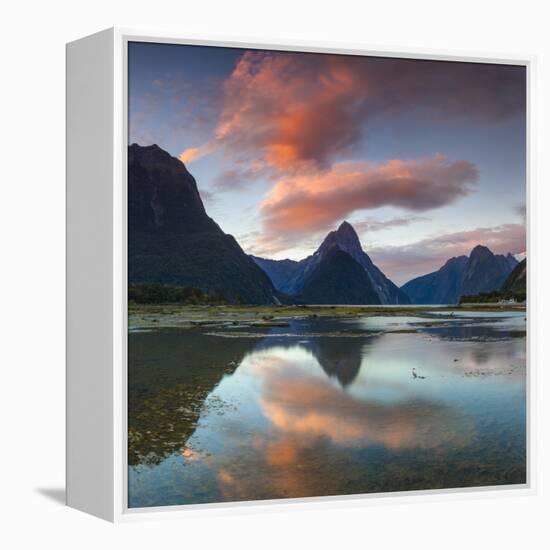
[128,330,257,465]
[253,221,409,305]
[307,337,365,387]
[129,330,526,505]
[128,143,278,304]
[401,245,518,304]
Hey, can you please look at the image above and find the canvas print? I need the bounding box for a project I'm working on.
[127,42,527,508]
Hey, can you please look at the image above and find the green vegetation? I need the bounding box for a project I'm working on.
[460,258,526,304]
[459,290,526,304]
[128,302,526,332]
[128,329,250,466]
[130,302,525,316]
[128,282,226,305]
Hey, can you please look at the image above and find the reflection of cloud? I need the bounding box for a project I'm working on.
[204,338,522,501]
[264,440,299,466]
[261,378,468,450]
[450,340,526,375]
[255,352,472,451]
[181,446,204,462]
[218,469,235,485]
[214,362,476,501]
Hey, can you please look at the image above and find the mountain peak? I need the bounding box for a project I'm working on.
[469,244,493,259]
[128,142,277,304]
[337,220,355,233]
[129,143,190,176]
[401,244,517,305]
[255,218,409,305]
[128,142,215,234]
[335,220,361,241]
[319,221,362,257]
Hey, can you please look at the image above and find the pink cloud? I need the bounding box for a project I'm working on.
[176,50,523,256]
[352,215,429,232]
[259,155,478,236]
[181,51,525,171]
[370,222,526,285]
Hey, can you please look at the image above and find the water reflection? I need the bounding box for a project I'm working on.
[128,313,526,507]
[307,337,368,386]
[128,331,256,465]
[254,346,474,449]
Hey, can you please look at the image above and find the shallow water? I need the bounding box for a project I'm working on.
[128,311,526,508]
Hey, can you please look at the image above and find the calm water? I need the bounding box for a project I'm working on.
[128,311,526,508]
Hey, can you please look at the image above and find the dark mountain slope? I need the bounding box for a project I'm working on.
[315,222,410,305]
[253,221,409,305]
[460,245,517,297]
[401,256,468,305]
[128,143,278,304]
[401,245,518,304]
[249,256,301,291]
[501,258,526,294]
[296,245,381,305]
[459,258,526,304]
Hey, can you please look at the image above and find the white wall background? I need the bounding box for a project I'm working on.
[1,0,548,547]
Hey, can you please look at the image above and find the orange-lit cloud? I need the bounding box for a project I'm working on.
[179,141,217,163]
[177,51,523,253]
[219,52,371,170]
[180,51,368,172]
[259,155,477,238]
[181,52,524,171]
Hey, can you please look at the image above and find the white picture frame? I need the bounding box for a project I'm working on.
[66,27,535,522]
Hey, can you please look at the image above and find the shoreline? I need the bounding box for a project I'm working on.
[128,302,526,331]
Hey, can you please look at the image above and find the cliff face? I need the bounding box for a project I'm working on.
[128,144,278,304]
[296,244,381,305]
[501,258,526,294]
[401,246,518,304]
[401,256,468,305]
[253,221,409,305]
[460,246,517,296]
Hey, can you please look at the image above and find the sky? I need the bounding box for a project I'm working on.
[128,42,526,285]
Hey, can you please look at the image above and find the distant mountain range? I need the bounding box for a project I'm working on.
[128,144,279,304]
[252,221,410,305]
[401,245,518,304]
[128,143,521,306]
[458,258,526,304]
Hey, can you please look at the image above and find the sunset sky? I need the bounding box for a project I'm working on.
[128,42,526,285]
